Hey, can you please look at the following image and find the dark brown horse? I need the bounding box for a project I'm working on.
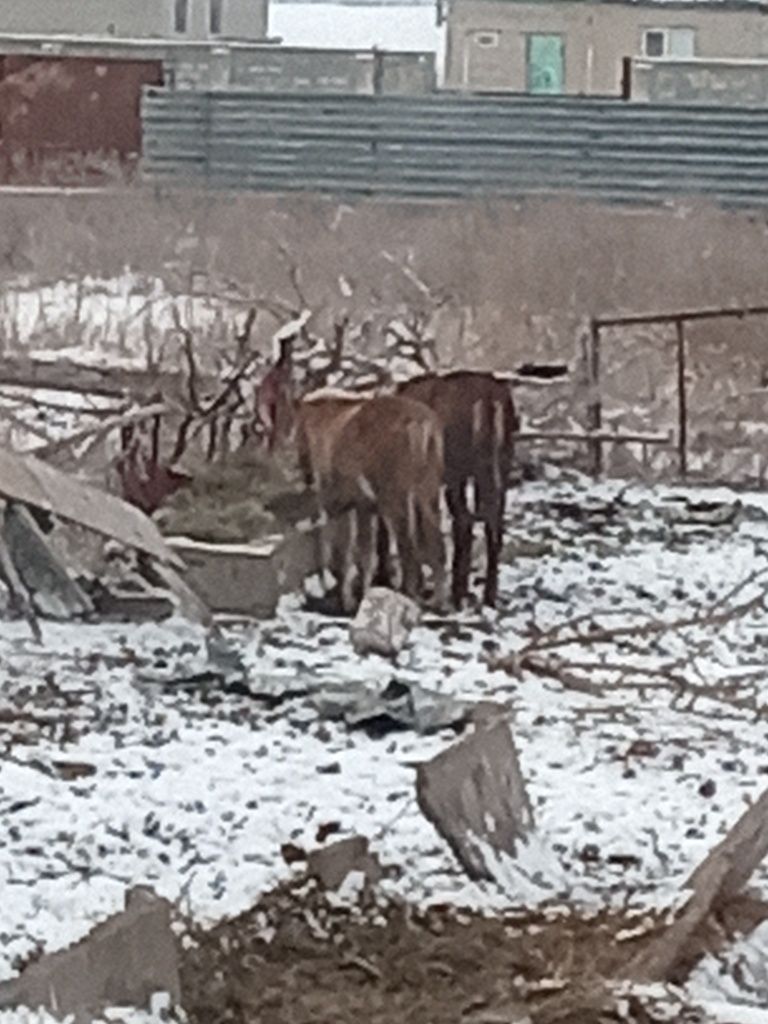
[397,371,519,608]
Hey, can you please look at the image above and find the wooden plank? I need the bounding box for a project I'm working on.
[515,429,672,445]
[0,357,197,399]
[627,787,768,982]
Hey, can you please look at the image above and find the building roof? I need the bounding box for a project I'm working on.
[0,31,433,60]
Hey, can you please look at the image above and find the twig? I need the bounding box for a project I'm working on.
[493,587,766,673]
[340,955,382,981]
[519,655,607,697]
[173,307,203,414]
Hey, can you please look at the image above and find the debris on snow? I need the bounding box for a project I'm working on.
[306,836,383,892]
[3,503,93,621]
[0,887,180,1024]
[416,719,534,882]
[628,787,768,984]
[350,587,422,658]
[0,445,181,567]
[312,677,474,736]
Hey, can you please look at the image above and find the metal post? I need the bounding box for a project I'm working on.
[588,318,603,478]
[676,318,688,479]
[372,48,384,95]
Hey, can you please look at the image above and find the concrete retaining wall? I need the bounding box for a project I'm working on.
[630,56,768,106]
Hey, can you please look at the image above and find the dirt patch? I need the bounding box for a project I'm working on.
[178,878,734,1024]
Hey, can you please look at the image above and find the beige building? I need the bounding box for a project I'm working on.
[0,0,268,42]
[441,0,768,95]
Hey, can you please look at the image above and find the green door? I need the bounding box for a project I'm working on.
[526,34,565,94]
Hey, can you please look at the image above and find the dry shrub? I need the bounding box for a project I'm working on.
[153,443,311,543]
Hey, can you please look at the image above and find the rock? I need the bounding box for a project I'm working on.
[416,719,534,882]
[306,836,382,891]
[51,761,97,781]
[626,739,660,759]
[0,886,180,1024]
[280,842,307,866]
[349,587,421,657]
[501,538,554,562]
[315,821,342,844]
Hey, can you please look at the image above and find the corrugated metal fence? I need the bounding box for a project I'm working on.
[141,89,768,206]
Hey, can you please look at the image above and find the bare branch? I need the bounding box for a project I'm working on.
[493,585,767,674]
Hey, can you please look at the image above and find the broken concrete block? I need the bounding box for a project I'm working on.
[0,886,181,1024]
[167,525,323,620]
[306,836,382,891]
[628,786,768,983]
[167,535,281,618]
[3,502,93,619]
[416,719,534,882]
[350,587,421,657]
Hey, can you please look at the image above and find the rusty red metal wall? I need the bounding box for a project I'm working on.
[0,55,163,184]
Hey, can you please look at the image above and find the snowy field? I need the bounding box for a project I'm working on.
[3,471,768,1017]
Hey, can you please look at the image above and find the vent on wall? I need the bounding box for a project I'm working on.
[474,31,500,48]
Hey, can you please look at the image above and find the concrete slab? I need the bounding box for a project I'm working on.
[0,887,181,1024]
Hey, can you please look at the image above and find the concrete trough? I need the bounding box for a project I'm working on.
[166,522,322,618]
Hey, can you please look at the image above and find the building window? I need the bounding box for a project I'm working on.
[643,27,696,58]
[174,0,188,33]
[473,30,500,48]
[210,0,224,35]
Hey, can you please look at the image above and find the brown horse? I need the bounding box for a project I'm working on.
[296,390,447,612]
[397,370,519,608]
[294,388,371,595]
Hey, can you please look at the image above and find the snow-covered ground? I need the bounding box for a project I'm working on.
[0,274,250,371]
[3,472,768,1016]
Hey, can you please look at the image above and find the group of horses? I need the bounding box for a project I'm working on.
[280,369,520,614]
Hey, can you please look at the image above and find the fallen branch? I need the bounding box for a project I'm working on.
[31,403,167,467]
[493,588,766,674]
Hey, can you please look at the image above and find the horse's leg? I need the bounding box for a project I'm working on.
[406,489,425,598]
[391,507,420,602]
[420,490,448,611]
[372,517,392,588]
[357,508,378,599]
[478,477,506,608]
[340,508,360,615]
[446,481,472,608]
[315,493,337,594]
